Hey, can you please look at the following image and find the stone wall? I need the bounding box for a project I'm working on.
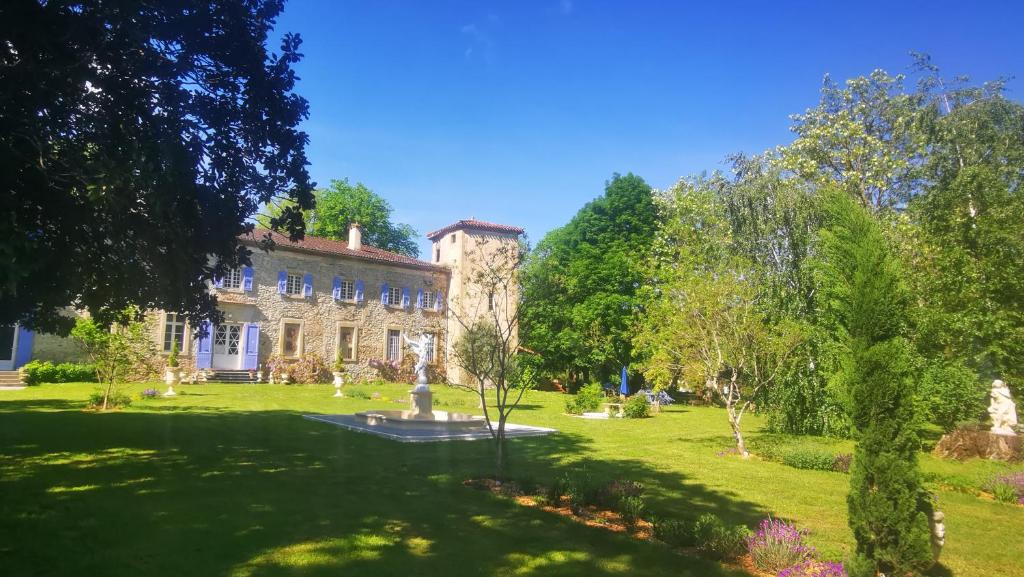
[187,245,451,381]
[31,332,87,364]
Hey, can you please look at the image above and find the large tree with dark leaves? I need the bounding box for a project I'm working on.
[0,0,314,333]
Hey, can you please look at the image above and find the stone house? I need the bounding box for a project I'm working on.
[2,219,523,386]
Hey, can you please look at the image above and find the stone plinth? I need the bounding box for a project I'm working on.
[934,428,1022,461]
[408,389,433,419]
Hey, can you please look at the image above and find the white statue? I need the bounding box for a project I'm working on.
[402,333,433,391]
[988,379,1018,436]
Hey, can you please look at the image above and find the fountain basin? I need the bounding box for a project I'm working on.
[355,410,486,430]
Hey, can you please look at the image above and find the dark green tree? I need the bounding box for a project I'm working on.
[261,178,419,257]
[1,0,314,332]
[816,191,933,575]
[521,173,657,386]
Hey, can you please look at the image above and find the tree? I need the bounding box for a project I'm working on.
[636,177,802,455]
[260,178,420,257]
[450,236,535,480]
[521,173,657,386]
[815,191,933,575]
[71,309,156,410]
[1,0,314,333]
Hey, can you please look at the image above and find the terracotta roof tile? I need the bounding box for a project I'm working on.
[241,229,448,273]
[425,219,525,240]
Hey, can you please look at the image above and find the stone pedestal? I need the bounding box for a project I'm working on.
[409,389,433,419]
[934,428,1022,461]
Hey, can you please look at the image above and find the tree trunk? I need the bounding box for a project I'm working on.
[495,415,507,481]
[102,379,113,411]
[727,408,748,457]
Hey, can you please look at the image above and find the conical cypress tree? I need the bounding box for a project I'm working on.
[816,191,933,576]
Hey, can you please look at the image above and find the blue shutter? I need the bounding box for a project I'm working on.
[14,326,34,369]
[243,323,259,370]
[303,273,313,297]
[242,267,254,292]
[435,290,444,312]
[277,271,287,294]
[355,280,365,303]
[214,275,224,288]
[332,276,342,300]
[416,289,424,309]
[195,321,213,369]
[401,288,411,309]
[380,283,389,305]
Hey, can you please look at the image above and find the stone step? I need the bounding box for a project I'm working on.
[0,371,24,385]
[205,370,256,384]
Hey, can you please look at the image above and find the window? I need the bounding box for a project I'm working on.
[282,322,302,357]
[221,268,242,290]
[422,290,436,310]
[214,324,241,355]
[487,290,496,311]
[450,233,456,244]
[338,326,356,361]
[386,329,401,361]
[339,280,355,301]
[424,333,436,364]
[163,313,185,352]
[388,286,402,306]
[434,247,440,262]
[285,273,303,295]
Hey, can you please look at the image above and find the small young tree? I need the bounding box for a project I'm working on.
[71,309,157,410]
[450,237,535,480]
[815,191,933,575]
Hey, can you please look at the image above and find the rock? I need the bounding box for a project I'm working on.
[933,427,1022,461]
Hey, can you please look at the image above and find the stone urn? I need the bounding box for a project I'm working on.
[163,367,180,397]
[332,372,345,397]
[280,372,291,385]
[255,369,264,383]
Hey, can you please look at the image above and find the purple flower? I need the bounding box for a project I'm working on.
[778,560,847,577]
[747,517,816,573]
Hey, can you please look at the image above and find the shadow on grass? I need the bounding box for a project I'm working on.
[0,403,763,577]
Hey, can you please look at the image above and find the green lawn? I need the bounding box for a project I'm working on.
[1,383,1022,577]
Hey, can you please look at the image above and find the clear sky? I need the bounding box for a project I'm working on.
[272,0,1023,257]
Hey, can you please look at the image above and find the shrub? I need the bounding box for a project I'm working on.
[746,517,815,573]
[779,560,848,577]
[617,495,646,528]
[831,453,853,473]
[652,517,693,547]
[622,394,650,418]
[986,472,1024,505]
[692,513,749,560]
[346,389,371,400]
[290,353,331,383]
[565,382,605,415]
[21,360,97,385]
[88,389,132,409]
[368,358,400,382]
[139,388,159,399]
[918,361,987,432]
[782,448,836,472]
[562,468,602,512]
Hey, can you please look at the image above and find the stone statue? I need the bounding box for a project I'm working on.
[988,379,1018,436]
[402,333,432,391]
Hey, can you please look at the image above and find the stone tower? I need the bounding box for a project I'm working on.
[426,219,524,386]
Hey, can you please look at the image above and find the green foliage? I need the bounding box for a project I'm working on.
[20,360,96,385]
[816,191,934,575]
[71,310,157,410]
[522,173,658,384]
[652,517,693,547]
[564,383,604,415]
[1,1,313,333]
[617,495,645,528]
[622,394,650,419]
[261,178,419,257]
[166,341,179,369]
[87,389,132,409]
[782,449,837,472]
[844,553,877,577]
[990,482,1019,504]
[917,362,987,432]
[692,514,750,560]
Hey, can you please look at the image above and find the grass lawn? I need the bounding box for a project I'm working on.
[1,382,1022,577]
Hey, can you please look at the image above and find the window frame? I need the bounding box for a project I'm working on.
[285,273,303,296]
[336,323,358,362]
[422,290,436,310]
[162,312,186,353]
[423,332,437,364]
[279,318,304,358]
[387,286,402,307]
[339,279,355,301]
[384,328,402,362]
[221,268,242,290]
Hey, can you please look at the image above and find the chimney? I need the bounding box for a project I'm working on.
[348,222,362,251]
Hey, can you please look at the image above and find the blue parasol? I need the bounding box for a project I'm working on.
[619,365,629,396]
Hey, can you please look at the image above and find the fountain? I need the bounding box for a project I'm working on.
[354,333,485,430]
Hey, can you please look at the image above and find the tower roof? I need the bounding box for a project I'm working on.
[426,219,525,241]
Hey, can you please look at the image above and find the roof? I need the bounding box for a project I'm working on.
[426,219,525,241]
[241,229,449,273]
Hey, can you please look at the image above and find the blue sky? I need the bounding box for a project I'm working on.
[273,0,1023,257]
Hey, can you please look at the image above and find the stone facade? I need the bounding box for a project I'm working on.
[17,219,523,386]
